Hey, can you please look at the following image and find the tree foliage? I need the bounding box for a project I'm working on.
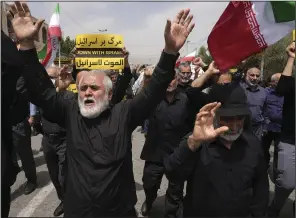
[197,46,213,65]
[60,36,75,56]
[240,32,293,80]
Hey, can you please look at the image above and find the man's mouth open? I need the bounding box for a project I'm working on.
[84,99,95,107]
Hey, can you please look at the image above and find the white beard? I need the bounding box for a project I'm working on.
[78,95,109,119]
[219,128,243,142]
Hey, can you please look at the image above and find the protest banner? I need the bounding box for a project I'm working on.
[75,34,125,70]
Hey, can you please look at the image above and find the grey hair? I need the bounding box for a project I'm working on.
[77,69,113,93]
[176,61,191,73]
[270,73,281,82]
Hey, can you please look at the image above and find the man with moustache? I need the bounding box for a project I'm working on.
[140,74,191,217]
[8,2,194,216]
[164,83,269,217]
[240,67,267,141]
[176,61,192,92]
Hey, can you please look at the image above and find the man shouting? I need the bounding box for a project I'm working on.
[7,2,195,217]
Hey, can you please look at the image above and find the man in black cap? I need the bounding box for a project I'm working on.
[164,83,269,217]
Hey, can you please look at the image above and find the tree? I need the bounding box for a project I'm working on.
[240,31,293,80]
[60,36,75,56]
[197,46,213,65]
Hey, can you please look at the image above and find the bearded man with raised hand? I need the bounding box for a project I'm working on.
[164,83,269,217]
[7,2,194,216]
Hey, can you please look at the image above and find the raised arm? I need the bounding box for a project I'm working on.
[7,2,70,127]
[128,8,195,129]
[111,48,133,104]
[165,102,229,179]
[276,42,295,96]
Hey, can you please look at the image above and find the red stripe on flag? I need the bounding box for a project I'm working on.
[207,1,267,71]
[48,26,62,39]
[42,32,52,67]
[175,56,195,68]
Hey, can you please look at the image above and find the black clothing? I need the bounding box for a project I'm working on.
[276,75,295,145]
[10,76,30,125]
[141,90,191,162]
[1,187,11,218]
[112,68,133,103]
[1,30,23,217]
[176,82,191,93]
[12,119,36,183]
[164,132,269,217]
[261,131,280,165]
[142,161,184,218]
[42,134,66,200]
[20,48,178,217]
[208,83,251,116]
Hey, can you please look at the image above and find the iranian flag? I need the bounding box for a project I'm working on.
[41,3,62,68]
[176,50,197,67]
[208,1,295,71]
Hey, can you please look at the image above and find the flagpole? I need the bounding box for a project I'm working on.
[59,41,61,67]
[260,50,265,80]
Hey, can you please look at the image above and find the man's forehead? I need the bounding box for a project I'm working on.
[78,72,104,85]
[179,65,191,71]
[247,68,260,74]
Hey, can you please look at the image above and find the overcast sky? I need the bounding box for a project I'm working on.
[26,1,229,64]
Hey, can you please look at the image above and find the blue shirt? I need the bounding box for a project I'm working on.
[30,103,37,116]
[263,87,284,132]
[240,82,267,126]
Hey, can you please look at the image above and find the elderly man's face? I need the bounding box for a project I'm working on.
[216,115,245,142]
[246,68,261,85]
[270,73,281,88]
[77,71,112,118]
[178,65,192,85]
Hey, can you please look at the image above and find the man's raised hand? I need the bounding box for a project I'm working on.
[7,2,44,43]
[187,102,229,151]
[164,9,195,54]
[286,42,295,59]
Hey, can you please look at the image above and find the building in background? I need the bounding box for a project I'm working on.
[1,2,48,52]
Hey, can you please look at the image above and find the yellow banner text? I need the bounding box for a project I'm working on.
[75,34,124,49]
[75,57,124,70]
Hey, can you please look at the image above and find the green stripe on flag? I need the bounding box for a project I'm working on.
[38,44,47,59]
[55,3,60,13]
[270,1,295,23]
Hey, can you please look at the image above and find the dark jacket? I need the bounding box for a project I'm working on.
[276,75,295,145]
[263,87,284,133]
[1,30,23,187]
[19,48,178,217]
[164,132,269,217]
[140,90,191,162]
[10,76,30,126]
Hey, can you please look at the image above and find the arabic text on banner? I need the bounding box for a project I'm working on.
[75,57,124,70]
[75,34,124,49]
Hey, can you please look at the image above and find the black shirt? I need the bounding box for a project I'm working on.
[164,131,269,217]
[141,90,191,162]
[276,75,295,145]
[10,76,30,125]
[2,31,23,187]
[20,48,178,217]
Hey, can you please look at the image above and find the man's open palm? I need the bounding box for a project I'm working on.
[7,2,44,42]
[192,102,229,142]
[164,9,195,52]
